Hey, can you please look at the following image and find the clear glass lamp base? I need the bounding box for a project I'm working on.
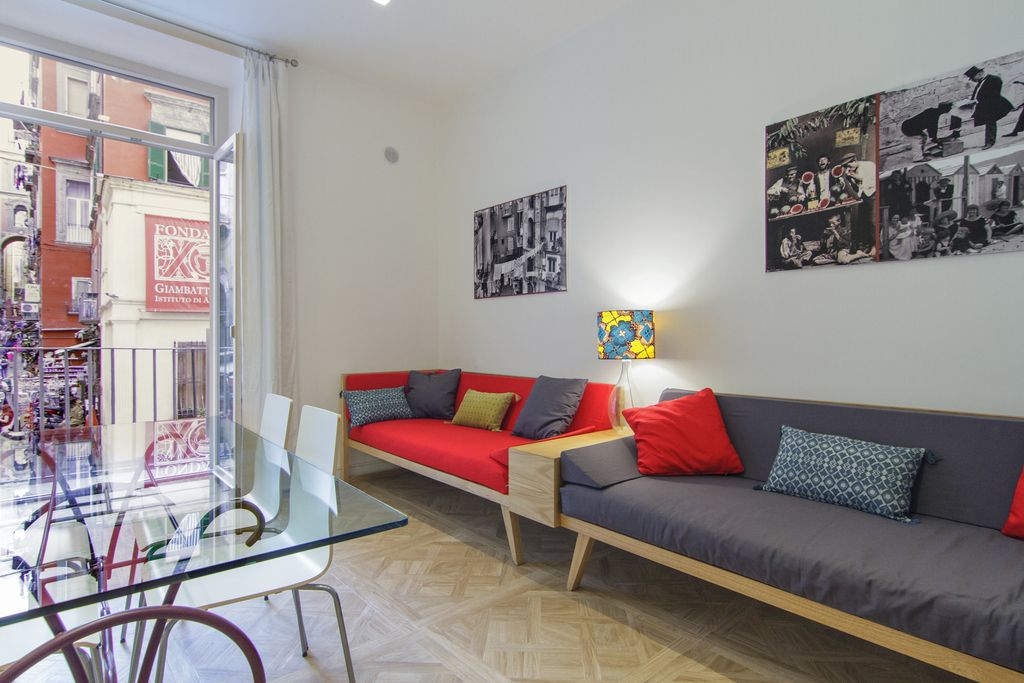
[608,359,635,433]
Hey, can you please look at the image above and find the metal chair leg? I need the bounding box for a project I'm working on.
[154,618,180,683]
[298,583,355,683]
[120,546,140,644]
[119,592,133,643]
[128,591,148,682]
[291,589,310,657]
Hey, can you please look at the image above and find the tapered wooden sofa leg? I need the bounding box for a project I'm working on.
[567,533,594,590]
[500,506,524,565]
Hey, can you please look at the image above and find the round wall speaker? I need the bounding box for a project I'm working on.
[384,146,399,164]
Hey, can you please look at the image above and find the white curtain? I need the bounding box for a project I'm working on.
[238,50,297,431]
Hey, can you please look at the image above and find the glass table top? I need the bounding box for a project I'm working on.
[0,418,407,626]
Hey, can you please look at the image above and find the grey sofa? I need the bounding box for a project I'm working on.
[559,389,1024,681]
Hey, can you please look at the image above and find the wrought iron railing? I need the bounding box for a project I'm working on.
[0,346,207,435]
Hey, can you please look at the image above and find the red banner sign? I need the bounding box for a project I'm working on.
[145,214,211,312]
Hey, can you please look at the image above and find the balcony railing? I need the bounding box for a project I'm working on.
[61,223,92,245]
[0,346,207,436]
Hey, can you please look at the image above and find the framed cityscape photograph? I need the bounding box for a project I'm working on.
[473,186,566,298]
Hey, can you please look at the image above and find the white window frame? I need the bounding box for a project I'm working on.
[0,25,225,159]
[56,63,91,118]
[54,164,92,245]
[69,276,92,314]
[0,21,231,429]
[65,178,91,244]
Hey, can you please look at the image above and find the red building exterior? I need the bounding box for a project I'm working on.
[37,58,93,347]
[36,60,209,348]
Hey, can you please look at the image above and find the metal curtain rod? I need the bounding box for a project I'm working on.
[87,0,299,67]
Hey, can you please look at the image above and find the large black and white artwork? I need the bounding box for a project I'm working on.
[766,48,1024,271]
[474,186,567,299]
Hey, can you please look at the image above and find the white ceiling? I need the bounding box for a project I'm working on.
[97,0,629,100]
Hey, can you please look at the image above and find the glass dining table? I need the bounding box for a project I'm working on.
[0,418,407,682]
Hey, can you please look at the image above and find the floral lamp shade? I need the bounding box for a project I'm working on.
[597,310,655,360]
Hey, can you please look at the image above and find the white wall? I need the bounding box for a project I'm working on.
[283,62,440,417]
[436,0,1024,416]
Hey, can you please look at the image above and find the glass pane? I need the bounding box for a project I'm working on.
[0,118,211,435]
[65,76,88,117]
[215,139,236,419]
[0,420,407,625]
[0,43,213,142]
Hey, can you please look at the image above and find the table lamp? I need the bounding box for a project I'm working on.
[597,310,655,431]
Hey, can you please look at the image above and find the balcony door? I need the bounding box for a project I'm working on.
[212,135,238,421]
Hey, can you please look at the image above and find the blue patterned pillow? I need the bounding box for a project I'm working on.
[342,388,413,427]
[761,425,926,522]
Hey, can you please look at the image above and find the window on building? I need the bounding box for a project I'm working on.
[64,179,91,244]
[57,64,91,118]
[148,124,210,188]
[12,205,27,230]
[3,240,25,298]
[69,277,92,314]
[174,342,207,419]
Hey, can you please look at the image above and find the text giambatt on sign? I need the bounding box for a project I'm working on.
[145,214,211,312]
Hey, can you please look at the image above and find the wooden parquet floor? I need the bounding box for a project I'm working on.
[27,470,966,682]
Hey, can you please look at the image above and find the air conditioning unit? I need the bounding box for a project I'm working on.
[20,303,39,320]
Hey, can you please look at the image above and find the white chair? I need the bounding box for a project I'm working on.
[141,406,355,683]
[259,393,293,448]
[126,393,295,622]
[247,393,293,523]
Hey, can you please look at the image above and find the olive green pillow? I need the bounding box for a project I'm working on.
[451,390,519,431]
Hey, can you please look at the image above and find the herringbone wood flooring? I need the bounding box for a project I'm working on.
[27,470,965,682]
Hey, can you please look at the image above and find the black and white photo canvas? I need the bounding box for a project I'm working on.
[879,50,1024,261]
[474,186,567,298]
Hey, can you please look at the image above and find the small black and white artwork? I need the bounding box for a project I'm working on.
[474,186,567,299]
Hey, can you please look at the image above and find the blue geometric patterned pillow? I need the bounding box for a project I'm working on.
[760,425,926,522]
[342,388,413,427]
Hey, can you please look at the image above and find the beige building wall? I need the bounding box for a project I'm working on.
[96,175,209,424]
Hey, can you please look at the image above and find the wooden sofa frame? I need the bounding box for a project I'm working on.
[338,373,620,565]
[561,516,1023,682]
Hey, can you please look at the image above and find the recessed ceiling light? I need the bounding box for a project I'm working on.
[374,0,391,5]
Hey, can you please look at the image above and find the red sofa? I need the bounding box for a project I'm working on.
[339,370,617,563]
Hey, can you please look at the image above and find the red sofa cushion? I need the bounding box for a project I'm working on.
[568,382,612,431]
[1002,466,1024,539]
[486,426,598,468]
[344,371,411,391]
[349,419,531,493]
[345,370,613,432]
[344,371,615,493]
[623,388,744,476]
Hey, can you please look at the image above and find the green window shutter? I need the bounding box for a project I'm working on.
[199,133,210,188]
[148,121,166,181]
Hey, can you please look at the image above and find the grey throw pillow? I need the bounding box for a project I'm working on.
[512,375,588,440]
[405,369,462,419]
[343,387,412,427]
[760,425,926,522]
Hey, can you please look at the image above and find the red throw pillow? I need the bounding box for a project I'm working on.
[1002,466,1024,539]
[623,388,743,476]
